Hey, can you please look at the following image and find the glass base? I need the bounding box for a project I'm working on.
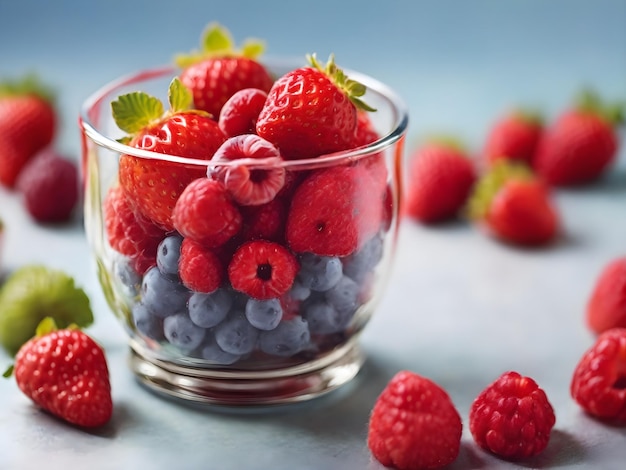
[128,339,365,406]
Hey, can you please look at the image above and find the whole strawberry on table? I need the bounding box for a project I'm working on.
[103,23,393,366]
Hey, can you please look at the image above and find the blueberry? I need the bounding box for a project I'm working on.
[198,333,241,365]
[214,312,260,355]
[156,235,183,279]
[343,234,384,282]
[298,253,343,291]
[303,300,352,335]
[112,254,142,296]
[245,298,283,331]
[163,312,206,352]
[188,289,232,328]
[288,279,311,301]
[132,301,164,341]
[259,317,311,357]
[141,266,189,318]
[325,275,360,316]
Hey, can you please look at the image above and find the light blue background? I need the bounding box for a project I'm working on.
[1,1,626,469]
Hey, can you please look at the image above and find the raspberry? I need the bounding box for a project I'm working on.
[570,328,626,424]
[103,185,164,274]
[240,197,287,242]
[218,88,268,137]
[469,371,555,460]
[172,178,242,247]
[209,134,286,206]
[178,238,224,294]
[228,240,298,300]
[367,371,462,470]
[585,257,626,334]
[16,149,78,223]
[286,165,382,257]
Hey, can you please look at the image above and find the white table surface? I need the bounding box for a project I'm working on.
[1,1,626,469]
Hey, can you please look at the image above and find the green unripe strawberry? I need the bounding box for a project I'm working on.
[0,265,93,355]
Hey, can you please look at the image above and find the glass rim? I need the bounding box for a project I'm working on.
[79,64,409,170]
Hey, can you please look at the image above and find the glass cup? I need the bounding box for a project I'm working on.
[79,62,408,406]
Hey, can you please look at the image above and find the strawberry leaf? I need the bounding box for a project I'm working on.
[112,91,164,134]
[241,39,265,59]
[202,22,234,54]
[35,316,58,337]
[168,77,193,113]
[2,365,13,378]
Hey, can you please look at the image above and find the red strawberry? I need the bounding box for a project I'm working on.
[570,328,626,423]
[256,54,375,159]
[9,318,112,428]
[172,178,242,248]
[103,185,165,274]
[533,90,624,186]
[178,238,224,294]
[286,165,383,257]
[0,76,56,187]
[404,139,477,224]
[585,257,626,335]
[16,149,78,223]
[483,109,543,166]
[468,161,559,246]
[175,23,274,118]
[209,134,286,205]
[469,371,556,460]
[113,78,227,231]
[367,370,462,470]
[228,240,298,300]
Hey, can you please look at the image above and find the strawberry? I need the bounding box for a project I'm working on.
[483,109,543,167]
[175,22,274,118]
[404,138,477,224]
[256,54,375,159]
[468,161,560,246]
[585,257,626,335]
[533,90,624,186]
[112,78,227,231]
[0,75,56,188]
[6,317,112,428]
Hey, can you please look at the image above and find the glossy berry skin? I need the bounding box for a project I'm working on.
[218,88,268,137]
[119,112,226,231]
[404,142,476,224]
[571,328,626,423]
[533,110,619,186]
[259,316,311,357]
[172,178,242,248]
[483,111,542,166]
[485,179,559,246]
[368,370,462,470]
[180,57,273,119]
[0,94,55,187]
[256,66,358,159]
[586,257,626,334]
[469,371,555,460]
[228,240,298,300]
[14,329,112,428]
[16,150,78,223]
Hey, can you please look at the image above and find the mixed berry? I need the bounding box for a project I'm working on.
[102,24,394,367]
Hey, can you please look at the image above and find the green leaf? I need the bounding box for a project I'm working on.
[240,39,265,59]
[0,73,55,102]
[3,365,14,378]
[168,77,193,113]
[35,316,58,337]
[0,265,94,356]
[111,91,164,134]
[202,22,233,54]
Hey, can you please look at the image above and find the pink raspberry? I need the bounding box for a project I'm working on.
[103,185,164,274]
[469,371,556,460]
[218,88,268,137]
[228,240,298,300]
[208,134,286,206]
[178,238,224,293]
[571,328,626,424]
[368,370,462,470]
[240,197,287,242]
[172,178,242,248]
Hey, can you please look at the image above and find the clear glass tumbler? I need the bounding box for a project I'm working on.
[79,62,408,406]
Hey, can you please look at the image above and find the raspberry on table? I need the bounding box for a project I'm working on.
[469,371,556,460]
[367,370,462,470]
[228,240,299,300]
[571,328,626,424]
